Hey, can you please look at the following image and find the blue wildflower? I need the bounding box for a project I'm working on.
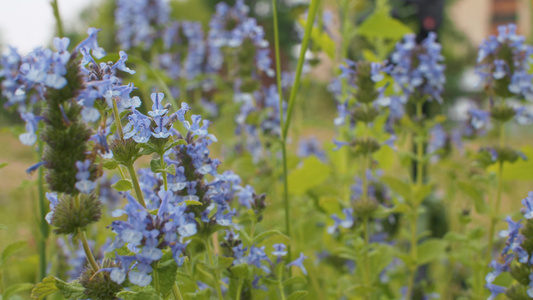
[75,159,96,194]
[287,253,308,275]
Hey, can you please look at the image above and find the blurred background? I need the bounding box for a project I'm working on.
[0,0,531,292]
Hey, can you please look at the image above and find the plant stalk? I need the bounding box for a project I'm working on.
[172,283,184,300]
[79,230,100,272]
[206,239,224,300]
[406,101,425,299]
[37,140,48,281]
[50,0,64,37]
[126,164,147,208]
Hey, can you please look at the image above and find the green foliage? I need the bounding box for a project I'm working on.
[288,156,331,196]
[112,179,133,191]
[0,241,26,269]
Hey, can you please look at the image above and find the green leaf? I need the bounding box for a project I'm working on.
[165,139,187,151]
[183,200,203,206]
[288,156,331,196]
[31,277,58,300]
[184,289,210,300]
[216,256,234,271]
[150,159,162,173]
[368,245,394,281]
[381,176,411,200]
[230,264,250,279]
[102,160,119,170]
[112,179,133,192]
[3,283,34,300]
[287,290,308,300]
[413,184,433,205]
[457,182,487,213]
[253,230,285,244]
[154,253,178,297]
[117,287,162,300]
[358,11,411,40]
[0,163,7,170]
[417,239,448,265]
[155,164,176,175]
[1,241,26,268]
[283,276,307,287]
[55,280,85,299]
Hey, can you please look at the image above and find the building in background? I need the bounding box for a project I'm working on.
[450,0,531,46]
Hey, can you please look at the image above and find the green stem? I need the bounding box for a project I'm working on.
[277,266,287,300]
[153,262,161,295]
[282,0,321,140]
[206,239,224,300]
[117,166,126,180]
[235,279,244,300]
[406,101,425,299]
[50,0,64,37]
[171,283,184,300]
[160,154,168,191]
[126,164,147,208]
[271,0,292,265]
[112,98,124,139]
[79,230,100,272]
[360,152,371,298]
[485,120,506,270]
[37,140,48,281]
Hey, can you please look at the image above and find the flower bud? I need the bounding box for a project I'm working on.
[50,194,101,235]
[79,259,122,300]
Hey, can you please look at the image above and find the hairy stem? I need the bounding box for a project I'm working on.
[79,230,100,272]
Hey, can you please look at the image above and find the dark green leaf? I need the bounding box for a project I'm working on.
[150,159,162,173]
[216,256,234,271]
[55,280,85,299]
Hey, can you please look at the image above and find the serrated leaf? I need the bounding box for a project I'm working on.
[31,277,59,300]
[287,290,308,300]
[283,276,307,287]
[1,241,26,268]
[288,156,331,196]
[55,280,85,299]
[457,182,487,213]
[0,163,7,170]
[3,283,34,300]
[417,239,448,265]
[112,179,133,192]
[102,160,119,170]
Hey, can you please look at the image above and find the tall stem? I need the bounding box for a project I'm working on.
[79,230,100,272]
[235,279,244,300]
[360,153,371,298]
[277,266,287,300]
[271,0,292,263]
[37,140,48,281]
[485,120,506,270]
[406,101,425,299]
[282,0,321,139]
[160,154,168,191]
[206,239,224,300]
[50,0,64,37]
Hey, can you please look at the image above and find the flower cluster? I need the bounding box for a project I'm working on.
[115,0,170,50]
[388,32,446,105]
[485,192,533,299]
[476,24,533,100]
